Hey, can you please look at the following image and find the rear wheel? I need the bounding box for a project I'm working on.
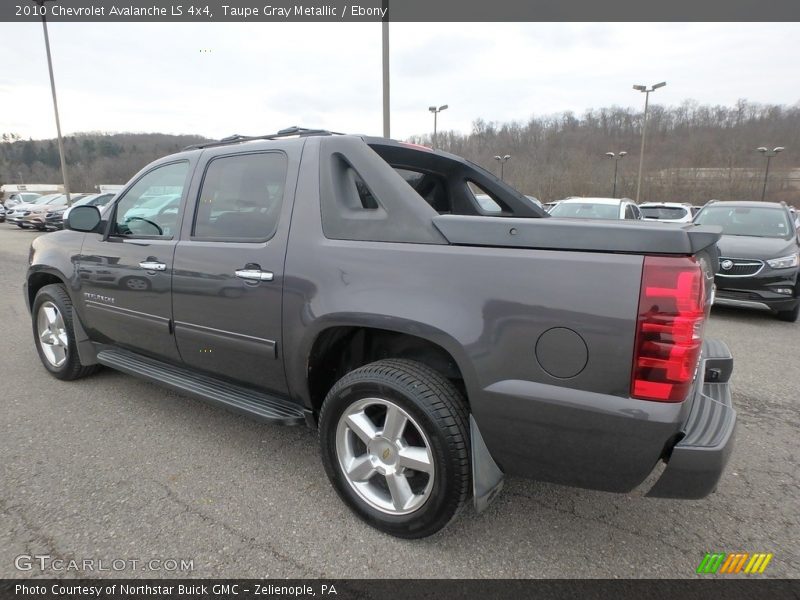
[319,359,470,538]
[32,284,99,380]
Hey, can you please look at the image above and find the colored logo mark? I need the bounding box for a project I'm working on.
[696,552,773,574]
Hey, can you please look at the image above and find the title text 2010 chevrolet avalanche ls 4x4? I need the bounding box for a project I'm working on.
[26,128,735,538]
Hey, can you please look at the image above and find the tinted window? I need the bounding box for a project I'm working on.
[694,206,794,239]
[193,152,287,241]
[395,168,449,213]
[113,161,189,238]
[641,206,689,220]
[624,205,636,219]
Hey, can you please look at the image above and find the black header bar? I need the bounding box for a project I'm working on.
[3,0,800,22]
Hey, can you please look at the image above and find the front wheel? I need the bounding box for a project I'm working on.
[319,359,470,539]
[32,284,99,380]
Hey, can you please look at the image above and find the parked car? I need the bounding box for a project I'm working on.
[524,195,543,209]
[639,202,694,223]
[26,128,734,539]
[47,193,116,230]
[693,200,799,321]
[6,194,62,228]
[543,200,564,212]
[3,192,41,210]
[548,197,642,220]
[789,206,800,230]
[0,204,5,222]
[25,194,90,231]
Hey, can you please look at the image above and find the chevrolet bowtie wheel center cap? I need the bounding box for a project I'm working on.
[368,438,399,474]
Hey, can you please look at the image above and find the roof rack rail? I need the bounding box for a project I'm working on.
[183,126,344,150]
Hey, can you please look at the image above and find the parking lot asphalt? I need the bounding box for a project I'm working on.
[0,225,798,579]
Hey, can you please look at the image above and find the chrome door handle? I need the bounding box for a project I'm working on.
[235,269,274,282]
[139,261,166,271]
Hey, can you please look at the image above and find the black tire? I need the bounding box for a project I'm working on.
[32,284,99,380]
[776,303,799,322]
[319,359,470,539]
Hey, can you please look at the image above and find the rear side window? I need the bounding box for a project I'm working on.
[193,152,287,241]
[641,206,688,220]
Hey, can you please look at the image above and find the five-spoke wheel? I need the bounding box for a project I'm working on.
[37,300,69,367]
[336,397,435,515]
[319,359,470,538]
[32,284,99,380]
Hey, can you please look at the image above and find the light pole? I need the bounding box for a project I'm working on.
[633,81,666,203]
[428,104,448,150]
[35,0,72,205]
[605,151,627,198]
[757,146,785,201]
[494,154,511,180]
[381,0,390,138]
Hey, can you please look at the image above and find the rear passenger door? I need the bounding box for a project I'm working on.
[171,147,298,394]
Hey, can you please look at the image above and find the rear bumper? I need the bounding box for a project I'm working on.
[647,338,736,498]
[473,338,735,497]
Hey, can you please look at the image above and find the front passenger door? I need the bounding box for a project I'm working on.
[78,160,192,361]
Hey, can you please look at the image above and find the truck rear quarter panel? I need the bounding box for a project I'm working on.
[283,144,686,491]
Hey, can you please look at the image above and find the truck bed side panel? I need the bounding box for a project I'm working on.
[282,142,674,491]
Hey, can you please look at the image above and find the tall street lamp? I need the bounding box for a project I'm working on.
[428,104,448,150]
[757,146,785,201]
[34,0,72,205]
[381,0,390,138]
[632,81,666,203]
[605,151,627,198]
[494,154,511,180]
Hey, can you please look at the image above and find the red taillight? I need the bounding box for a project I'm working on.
[631,256,706,403]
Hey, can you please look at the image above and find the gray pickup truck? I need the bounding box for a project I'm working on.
[25,128,735,538]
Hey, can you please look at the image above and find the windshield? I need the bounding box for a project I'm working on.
[641,206,688,220]
[549,202,619,219]
[694,205,794,239]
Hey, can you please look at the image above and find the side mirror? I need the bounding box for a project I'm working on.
[65,205,102,232]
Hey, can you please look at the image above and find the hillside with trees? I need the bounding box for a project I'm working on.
[1,99,798,204]
[413,99,800,205]
[0,132,209,193]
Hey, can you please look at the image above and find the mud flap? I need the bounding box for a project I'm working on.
[71,310,99,365]
[470,415,505,513]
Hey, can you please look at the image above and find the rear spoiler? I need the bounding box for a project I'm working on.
[432,215,721,255]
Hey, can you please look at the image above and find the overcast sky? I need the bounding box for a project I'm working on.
[1,22,799,141]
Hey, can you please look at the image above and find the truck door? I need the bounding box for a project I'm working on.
[78,160,193,361]
[171,147,298,395]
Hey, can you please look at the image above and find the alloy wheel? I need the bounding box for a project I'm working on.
[37,301,68,367]
[335,397,435,515]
